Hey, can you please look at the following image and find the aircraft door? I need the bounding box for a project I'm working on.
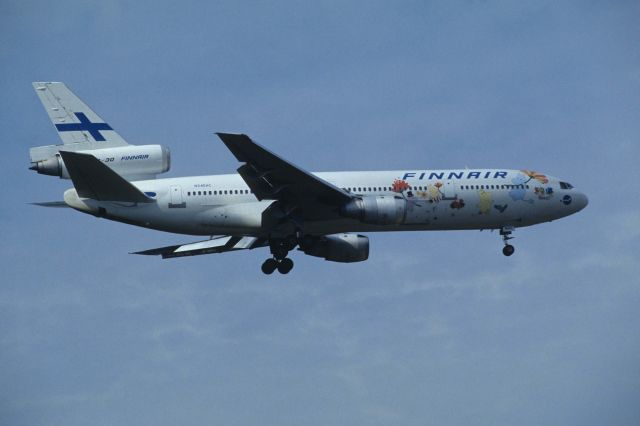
[169,185,185,208]
[442,181,457,200]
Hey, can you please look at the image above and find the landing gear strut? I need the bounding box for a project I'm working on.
[261,238,296,274]
[500,226,515,257]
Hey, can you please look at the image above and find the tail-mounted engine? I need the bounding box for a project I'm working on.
[301,233,369,263]
[29,144,171,180]
[340,195,407,225]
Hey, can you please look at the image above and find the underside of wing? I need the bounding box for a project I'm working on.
[132,236,266,259]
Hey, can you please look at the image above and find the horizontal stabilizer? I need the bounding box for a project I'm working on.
[132,236,264,259]
[59,151,153,203]
[30,201,69,208]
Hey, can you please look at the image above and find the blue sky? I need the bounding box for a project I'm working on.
[1,1,639,425]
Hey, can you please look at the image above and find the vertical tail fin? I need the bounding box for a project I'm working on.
[30,82,129,163]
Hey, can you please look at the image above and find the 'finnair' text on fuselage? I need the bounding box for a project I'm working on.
[402,170,508,180]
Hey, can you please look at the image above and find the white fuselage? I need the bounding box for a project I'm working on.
[64,169,588,237]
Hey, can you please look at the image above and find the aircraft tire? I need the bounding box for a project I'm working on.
[277,258,294,274]
[502,244,515,257]
[261,258,278,274]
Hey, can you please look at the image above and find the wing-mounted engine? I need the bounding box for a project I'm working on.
[30,144,171,180]
[300,233,369,263]
[340,195,407,225]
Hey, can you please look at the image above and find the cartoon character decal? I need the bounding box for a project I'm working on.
[391,178,423,214]
[392,179,411,194]
[478,190,493,214]
[509,173,534,204]
[522,170,549,184]
[450,198,465,209]
[391,175,556,218]
[413,182,443,204]
[534,186,554,200]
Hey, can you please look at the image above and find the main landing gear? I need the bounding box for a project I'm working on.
[261,238,296,275]
[500,226,515,257]
[261,257,294,275]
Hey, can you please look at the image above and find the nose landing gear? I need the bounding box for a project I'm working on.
[500,226,515,256]
[502,244,515,256]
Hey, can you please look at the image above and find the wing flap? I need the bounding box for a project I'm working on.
[132,236,264,259]
[59,151,153,203]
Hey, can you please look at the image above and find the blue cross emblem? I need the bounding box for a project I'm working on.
[55,112,113,141]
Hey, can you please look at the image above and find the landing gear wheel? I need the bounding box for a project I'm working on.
[502,244,515,257]
[277,258,294,274]
[261,258,278,274]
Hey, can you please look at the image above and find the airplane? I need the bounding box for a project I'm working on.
[29,82,588,274]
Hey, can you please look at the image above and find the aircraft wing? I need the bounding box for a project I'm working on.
[132,235,266,259]
[216,133,353,220]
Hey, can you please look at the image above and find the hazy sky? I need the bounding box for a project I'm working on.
[1,1,639,425]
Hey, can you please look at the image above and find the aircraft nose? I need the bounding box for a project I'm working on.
[575,192,588,211]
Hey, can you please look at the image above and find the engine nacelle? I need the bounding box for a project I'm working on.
[341,195,407,225]
[301,233,369,263]
[29,144,171,180]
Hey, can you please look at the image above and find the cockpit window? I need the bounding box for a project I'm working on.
[559,182,574,189]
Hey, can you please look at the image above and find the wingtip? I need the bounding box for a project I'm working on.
[216,132,243,139]
[216,133,252,144]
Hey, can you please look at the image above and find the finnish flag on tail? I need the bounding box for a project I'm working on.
[30,82,129,162]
